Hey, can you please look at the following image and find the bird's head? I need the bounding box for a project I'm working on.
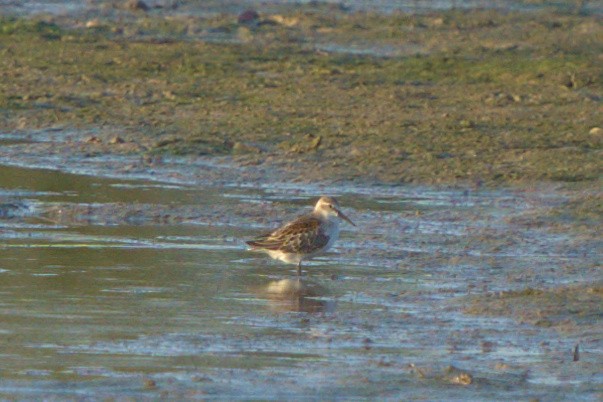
[314,196,356,226]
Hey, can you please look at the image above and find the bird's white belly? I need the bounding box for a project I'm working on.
[267,250,304,264]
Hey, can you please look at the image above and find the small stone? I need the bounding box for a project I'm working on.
[561,73,578,89]
[16,118,27,129]
[162,90,176,100]
[450,373,472,385]
[238,9,260,24]
[143,378,156,389]
[481,341,495,352]
[286,134,322,154]
[427,17,444,27]
[126,0,149,12]
[85,19,102,29]
[589,127,601,135]
[265,15,299,27]
[85,136,102,144]
[444,366,473,385]
[109,136,125,144]
[307,134,321,150]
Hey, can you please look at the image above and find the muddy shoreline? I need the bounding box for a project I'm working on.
[1,128,600,336]
[0,151,600,399]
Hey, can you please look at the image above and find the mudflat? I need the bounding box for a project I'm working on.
[0,2,601,399]
[0,6,600,186]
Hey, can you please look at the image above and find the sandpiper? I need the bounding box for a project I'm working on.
[246,196,355,275]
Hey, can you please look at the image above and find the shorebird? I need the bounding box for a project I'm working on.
[246,196,356,275]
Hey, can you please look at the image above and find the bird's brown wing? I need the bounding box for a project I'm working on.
[246,215,329,254]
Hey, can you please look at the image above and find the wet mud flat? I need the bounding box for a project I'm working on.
[0,1,601,399]
[0,132,601,400]
[0,3,601,186]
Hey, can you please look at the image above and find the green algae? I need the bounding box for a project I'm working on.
[463,285,603,331]
[0,9,601,186]
[0,17,62,38]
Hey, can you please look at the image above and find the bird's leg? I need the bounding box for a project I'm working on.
[297,261,302,276]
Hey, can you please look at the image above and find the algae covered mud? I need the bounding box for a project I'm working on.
[0,132,601,399]
[0,0,601,185]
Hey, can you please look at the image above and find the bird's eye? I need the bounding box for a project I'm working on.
[328,204,333,208]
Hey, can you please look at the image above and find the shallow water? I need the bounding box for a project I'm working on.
[0,137,601,399]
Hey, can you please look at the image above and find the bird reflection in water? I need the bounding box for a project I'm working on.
[258,278,336,313]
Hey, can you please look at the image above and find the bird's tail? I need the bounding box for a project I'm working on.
[246,240,262,249]
[245,235,281,250]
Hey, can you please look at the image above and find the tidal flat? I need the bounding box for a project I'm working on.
[0,2,601,399]
[0,5,601,186]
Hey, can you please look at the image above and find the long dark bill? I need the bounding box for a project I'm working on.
[336,209,356,226]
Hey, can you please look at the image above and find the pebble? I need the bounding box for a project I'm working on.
[238,9,260,24]
[85,136,102,144]
[143,378,156,389]
[265,15,299,27]
[126,0,149,12]
[85,19,102,29]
